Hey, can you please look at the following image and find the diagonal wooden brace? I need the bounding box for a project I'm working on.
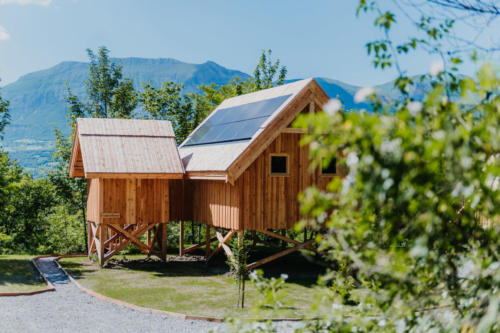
[207,228,236,262]
[108,224,150,253]
[246,239,314,270]
[104,223,156,261]
[257,229,318,252]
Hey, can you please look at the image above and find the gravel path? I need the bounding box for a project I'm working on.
[0,257,221,333]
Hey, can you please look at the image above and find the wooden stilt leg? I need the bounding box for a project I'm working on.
[179,221,184,256]
[205,224,211,257]
[160,223,167,261]
[98,224,105,267]
[148,225,159,258]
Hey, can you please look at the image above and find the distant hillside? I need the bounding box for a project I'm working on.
[0,58,250,175]
[0,57,405,176]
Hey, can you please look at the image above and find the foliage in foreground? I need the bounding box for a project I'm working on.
[294,64,500,331]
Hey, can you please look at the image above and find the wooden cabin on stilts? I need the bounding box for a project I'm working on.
[68,119,185,266]
[68,78,337,270]
[178,78,337,270]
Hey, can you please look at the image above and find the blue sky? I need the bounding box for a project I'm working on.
[0,0,497,87]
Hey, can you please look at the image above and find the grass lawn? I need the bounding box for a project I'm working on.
[0,255,46,293]
[60,254,328,319]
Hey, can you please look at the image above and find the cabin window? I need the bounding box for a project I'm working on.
[270,154,289,176]
[321,157,337,176]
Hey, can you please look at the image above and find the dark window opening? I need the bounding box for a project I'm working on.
[271,155,288,175]
[321,158,337,175]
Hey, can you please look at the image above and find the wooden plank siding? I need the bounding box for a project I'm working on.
[182,180,241,230]
[238,131,334,230]
[183,129,338,231]
[86,178,173,225]
[86,178,100,223]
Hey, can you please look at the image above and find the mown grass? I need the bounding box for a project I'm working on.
[60,254,327,319]
[0,255,46,293]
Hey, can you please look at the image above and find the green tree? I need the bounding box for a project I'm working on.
[86,47,137,118]
[49,47,139,253]
[281,1,500,331]
[139,49,288,144]
[47,128,88,252]
[0,150,58,254]
[139,81,195,143]
[0,79,81,255]
[254,49,287,90]
[0,82,10,139]
[295,62,499,332]
[228,236,250,309]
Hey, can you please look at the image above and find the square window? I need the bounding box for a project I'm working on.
[270,155,288,175]
[321,158,337,175]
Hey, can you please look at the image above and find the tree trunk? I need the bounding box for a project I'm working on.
[241,279,246,308]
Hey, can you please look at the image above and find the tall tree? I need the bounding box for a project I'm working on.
[49,47,138,253]
[0,82,10,139]
[48,128,88,252]
[86,47,137,118]
[253,49,287,90]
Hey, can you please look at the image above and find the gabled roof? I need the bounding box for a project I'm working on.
[69,118,184,179]
[179,78,329,183]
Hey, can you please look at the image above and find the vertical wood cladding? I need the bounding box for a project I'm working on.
[186,131,336,230]
[86,178,171,225]
[186,179,241,229]
[238,132,333,230]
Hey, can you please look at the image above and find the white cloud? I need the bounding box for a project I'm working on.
[0,0,51,5]
[0,25,10,40]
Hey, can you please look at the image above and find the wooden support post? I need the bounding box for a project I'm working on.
[148,225,160,258]
[161,223,167,261]
[179,221,184,256]
[98,224,105,267]
[205,224,211,257]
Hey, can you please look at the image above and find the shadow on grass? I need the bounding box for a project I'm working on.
[0,259,44,287]
[64,246,327,288]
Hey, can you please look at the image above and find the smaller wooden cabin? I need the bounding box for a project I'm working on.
[69,118,185,266]
[178,78,338,269]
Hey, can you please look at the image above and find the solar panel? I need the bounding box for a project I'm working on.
[183,94,292,146]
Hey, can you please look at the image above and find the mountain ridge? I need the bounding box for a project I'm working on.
[0,57,391,175]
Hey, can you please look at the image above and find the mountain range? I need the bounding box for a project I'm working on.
[0,57,398,175]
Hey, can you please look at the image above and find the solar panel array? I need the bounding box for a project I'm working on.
[183,94,292,147]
